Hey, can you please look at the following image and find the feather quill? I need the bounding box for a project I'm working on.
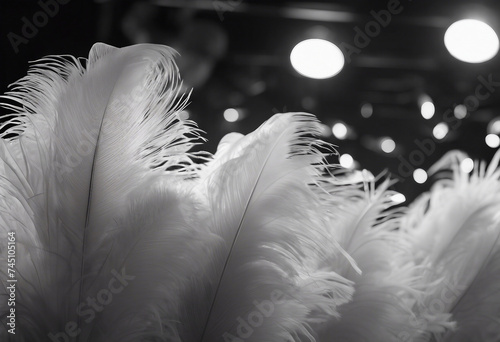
[0,43,202,341]
[0,43,353,341]
[3,41,500,342]
[190,113,354,342]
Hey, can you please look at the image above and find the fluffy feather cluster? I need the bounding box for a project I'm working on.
[0,43,499,342]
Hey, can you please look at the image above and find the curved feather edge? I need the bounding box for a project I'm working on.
[4,41,500,342]
[401,149,500,342]
[192,113,355,342]
[313,176,422,342]
[0,43,204,340]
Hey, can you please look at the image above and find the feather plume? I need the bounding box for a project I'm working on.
[401,150,500,341]
[0,43,354,341]
[0,43,202,341]
[313,175,421,342]
[190,113,354,342]
[2,42,500,342]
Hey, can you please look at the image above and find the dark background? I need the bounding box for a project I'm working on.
[1,0,500,203]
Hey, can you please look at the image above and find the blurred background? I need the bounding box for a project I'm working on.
[1,0,500,204]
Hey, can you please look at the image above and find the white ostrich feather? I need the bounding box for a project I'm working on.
[401,150,500,342]
[193,113,354,342]
[1,42,500,342]
[315,177,421,342]
[0,43,203,341]
[0,44,354,341]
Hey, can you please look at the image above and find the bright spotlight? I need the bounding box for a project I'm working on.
[454,104,467,120]
[433,122,449,140]
[485,134,500,148]
[421,101,435,120]
[390,193,406,205]
[223,108,239,122]
[413,168,428,184]
[290,39,345,79]
[380,137,396,153]
[332,122,348,140]
[444,19,499,63]
[460,157,474,173]
[339,153,354,169]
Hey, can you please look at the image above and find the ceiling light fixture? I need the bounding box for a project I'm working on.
[290,39,345,79]
[444,19,499,63]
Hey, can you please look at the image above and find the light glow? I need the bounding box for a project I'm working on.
[223,108,239,122]
[339,153,354,169]
[433,122,449,140]
[361,103,373,118]
[488,118,500,134]
[290,39,345,79]
[381,137,396,153]
[454,105,467,120]
[444,19,499,63]
[390,193,406,204]
[320,123,333,138]
[179,110,190,120]
[332,122,348,140]
[485,134,500,148]
[460,158,474,173]
[421,101,435,120]
[413,168,428,184]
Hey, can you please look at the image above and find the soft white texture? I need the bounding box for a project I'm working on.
[1,43,499,342]
[402,150,500,341]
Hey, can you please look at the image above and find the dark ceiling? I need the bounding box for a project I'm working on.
[1,0,500,202]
